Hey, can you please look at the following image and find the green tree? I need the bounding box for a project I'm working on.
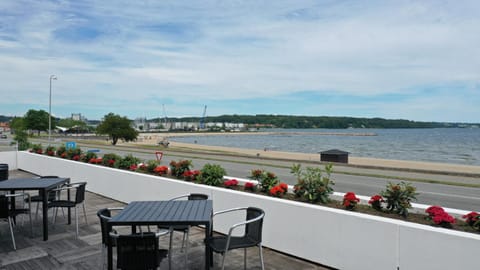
[9,117,30,150]
[96,113,138,145]
[24,109,49,135]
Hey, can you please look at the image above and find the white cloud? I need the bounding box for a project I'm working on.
[0,0,479,121]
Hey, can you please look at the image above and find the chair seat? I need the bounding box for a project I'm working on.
[207,236,258,253]
[48,200,76,208]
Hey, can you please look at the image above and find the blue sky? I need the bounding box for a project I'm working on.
[1,0,479,122]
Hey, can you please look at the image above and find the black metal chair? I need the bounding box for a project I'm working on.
[110,231,168,270]
[97,207,124,269]
[158,193,208,269]
[206,207,265,270]
[28,176,60,220]
[0,192,33,250]
[48,182,88,238]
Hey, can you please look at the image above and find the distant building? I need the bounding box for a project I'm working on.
[71,113,86,122]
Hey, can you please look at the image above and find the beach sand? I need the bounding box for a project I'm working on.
[131,133,480,175]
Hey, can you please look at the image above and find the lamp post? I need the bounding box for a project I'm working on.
[49,75,57,143]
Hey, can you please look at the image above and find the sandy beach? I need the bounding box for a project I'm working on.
[131,133,480,176]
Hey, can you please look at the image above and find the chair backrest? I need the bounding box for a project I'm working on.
[245,207,265,245]
[116,232,159,270]
[188,193,209,200]
[97,208,112,245]
[0,195,8,218]
[74,182,87,204]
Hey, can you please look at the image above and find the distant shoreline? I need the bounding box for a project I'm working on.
[128,134,480,176]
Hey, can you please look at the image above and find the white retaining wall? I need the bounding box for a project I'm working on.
[0,151,18,170]
[12,151,480,270]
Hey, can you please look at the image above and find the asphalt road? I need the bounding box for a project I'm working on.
[27,139,480,211]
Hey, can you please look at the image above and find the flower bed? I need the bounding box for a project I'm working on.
[14,151,480,270]
[22,144,480,234]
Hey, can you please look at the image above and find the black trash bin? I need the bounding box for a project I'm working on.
[0,163,8,181]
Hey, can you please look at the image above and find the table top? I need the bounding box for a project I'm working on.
[109,200,213,226]
[0,177,70,191]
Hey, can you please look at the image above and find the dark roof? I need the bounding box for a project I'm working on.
[319,149,349,155]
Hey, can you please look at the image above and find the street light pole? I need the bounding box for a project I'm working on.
[49,75,57,144]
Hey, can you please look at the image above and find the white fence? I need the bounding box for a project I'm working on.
[8,151,480,270]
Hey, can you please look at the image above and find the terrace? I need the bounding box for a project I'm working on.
[1,170,327,269]
[1,150,479,270]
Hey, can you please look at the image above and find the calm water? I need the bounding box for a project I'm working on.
[169,128,480,165]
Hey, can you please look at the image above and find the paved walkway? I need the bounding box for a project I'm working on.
[0,170,331,270]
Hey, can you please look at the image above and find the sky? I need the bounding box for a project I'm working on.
[0,0,479,123]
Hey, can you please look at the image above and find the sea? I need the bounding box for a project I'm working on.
[169,128,480,166]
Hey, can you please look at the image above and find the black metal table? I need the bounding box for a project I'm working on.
[107,200,213,270]
[0,177,70,240]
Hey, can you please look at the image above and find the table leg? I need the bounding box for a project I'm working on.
[42,188,49,241]
[9,190,16,223]
[107,224,113,270]
[205,221,211,270]
[67,186,71,224]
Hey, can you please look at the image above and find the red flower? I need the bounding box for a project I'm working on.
[36,149,43,154]
[47,151,55,156]
[425,206,445,217]
[462,211,479,225]
[224,179,239,187]
[139,164,147,170]
[60,152,67,158]
[432,211,455,225]
[279,183,288,193]
[269,184,286,197]
[72,155,80,161]
[107,159,115,166]
[153,165,169,175]
[343,192,360,209]
[244,182,255,190]
[129,164,138,171]
[368,195,384,204]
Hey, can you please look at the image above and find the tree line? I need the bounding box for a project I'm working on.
[158,114,465,129]
[6,110,137,149]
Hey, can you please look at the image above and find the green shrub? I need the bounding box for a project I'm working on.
[169,159,192,178]
[292,163,334,204]
[146,160,160,173]
[381,182,417,217]
[66,147,82,160]
[117,154,142,170]
[56,145,67,158]
[45,145,56,156]
[101,153,122,167]
[31,143,43,154]
[199,163,226,186]
[249,169,279,192]
[82,151,98,163]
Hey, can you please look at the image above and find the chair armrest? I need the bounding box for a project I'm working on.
[213,207,248,217]
[210,207,249,235]
[6,192,31,206]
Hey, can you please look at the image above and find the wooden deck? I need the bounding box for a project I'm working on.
[0,170,329,269]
